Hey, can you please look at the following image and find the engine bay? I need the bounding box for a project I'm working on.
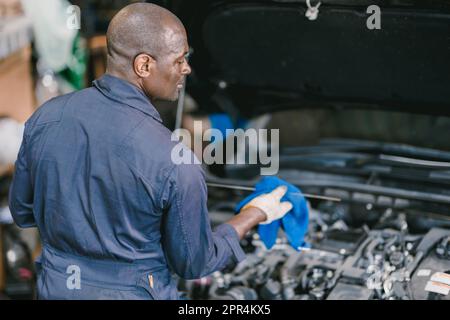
[179,183,450,300]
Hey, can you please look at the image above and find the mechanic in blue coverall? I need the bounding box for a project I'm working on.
[8,3,293,299]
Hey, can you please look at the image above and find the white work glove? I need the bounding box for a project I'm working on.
[242,186,293,224]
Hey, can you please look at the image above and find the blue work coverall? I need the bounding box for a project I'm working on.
[8,74,246,299]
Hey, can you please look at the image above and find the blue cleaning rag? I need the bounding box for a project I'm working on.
[235,176,309,250]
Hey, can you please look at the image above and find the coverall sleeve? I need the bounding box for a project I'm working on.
[8,128,36,228]
[160,163,246,279]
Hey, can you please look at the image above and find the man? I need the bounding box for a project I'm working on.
[8,3,292,299]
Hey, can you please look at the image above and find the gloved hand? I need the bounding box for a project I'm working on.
[236,176,309,250]
[241,186,293,224]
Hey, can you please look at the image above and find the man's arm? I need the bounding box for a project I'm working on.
[226,207,266,239]
[160,163,259,280]
[8,132,36,228]
[160,160,293,280]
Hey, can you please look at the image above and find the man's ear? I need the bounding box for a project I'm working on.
[133,53,155,78]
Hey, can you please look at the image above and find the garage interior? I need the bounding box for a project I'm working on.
[1,0,450,300]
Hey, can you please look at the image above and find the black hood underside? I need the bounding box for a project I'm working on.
[168,0,450,116]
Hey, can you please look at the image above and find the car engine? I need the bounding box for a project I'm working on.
[179,185,450,300]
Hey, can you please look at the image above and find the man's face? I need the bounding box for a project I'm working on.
[143,25,191,102]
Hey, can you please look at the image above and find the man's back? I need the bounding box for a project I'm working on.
[9,75,188,299]
[24,75,174,261]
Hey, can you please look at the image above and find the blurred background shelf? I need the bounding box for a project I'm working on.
[0,7,35,122]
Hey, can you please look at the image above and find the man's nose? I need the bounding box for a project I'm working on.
[182,61,192,75]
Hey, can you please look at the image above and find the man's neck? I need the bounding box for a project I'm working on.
[104,70,154,104]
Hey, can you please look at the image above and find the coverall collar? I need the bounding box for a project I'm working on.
[93,74,163,123]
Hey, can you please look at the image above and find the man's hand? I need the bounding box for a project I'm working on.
[241,186,293,224]
[226,186,294,240]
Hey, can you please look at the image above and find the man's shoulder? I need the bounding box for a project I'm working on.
[26,88,96,128]
[132,120,179,160]
[119,119,204,179]
[116,117,179,169]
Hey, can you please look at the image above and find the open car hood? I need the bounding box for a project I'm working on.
[167,0,450,117]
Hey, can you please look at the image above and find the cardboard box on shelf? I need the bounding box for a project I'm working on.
[0,0,23,18]
[0,45,36,122]
[88,35,107,82]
